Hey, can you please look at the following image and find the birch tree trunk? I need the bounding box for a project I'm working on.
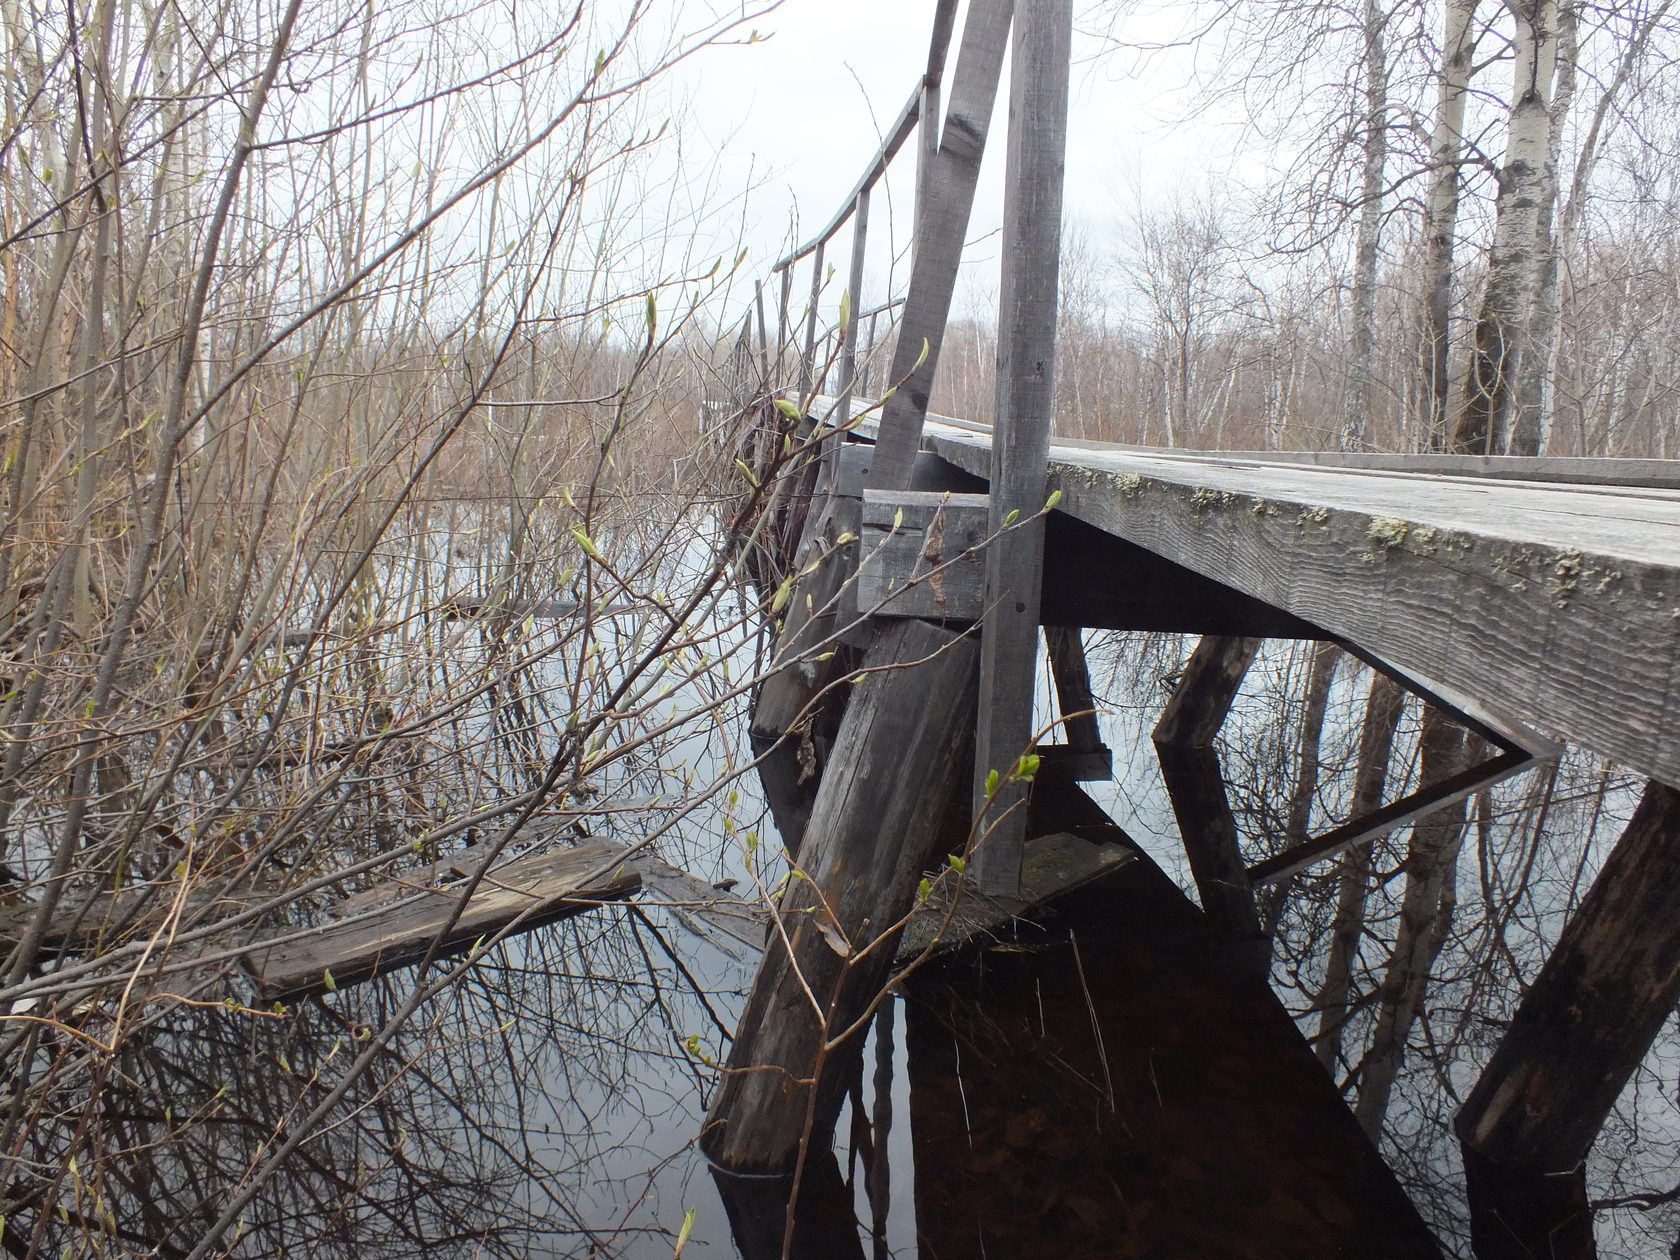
[1510,1,1577,456]
[1454,0,1563,456]
[1341,0,1389,451]
[1419,0,1477,452]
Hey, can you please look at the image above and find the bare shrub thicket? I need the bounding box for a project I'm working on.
[0,0,788,1252]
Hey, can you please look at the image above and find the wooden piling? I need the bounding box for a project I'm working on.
[703,618,980,1173]
[971,0,1072,895]
[1455,779,1680,1260]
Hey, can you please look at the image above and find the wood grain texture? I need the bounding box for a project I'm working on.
[866,0,1012,488]
[246,839,639,1000]
[972,0,1071,895]
[703,618,980,1173]
[856,489,989,620]
[912,425,1680,788]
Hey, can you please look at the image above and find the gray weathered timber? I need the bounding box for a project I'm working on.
[1044,626,1105,760]
[246,839,641,1000]
[1152,636,1265,964]
[906,425,1680,791]
[856,490,989,619]
[750,436,864,743]
[1153,448,1680,490]
[866,0,1012,488]
[972,0,1072,895]
[702,618,980,1173]
[836,187,870,423]
[894,831,1132,961]
[1456,780,1680,1259]
[798,241,824,396]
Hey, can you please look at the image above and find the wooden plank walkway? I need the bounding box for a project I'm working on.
[833,399,1680,788]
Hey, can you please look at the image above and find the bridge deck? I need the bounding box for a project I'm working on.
[836,401,1680,788]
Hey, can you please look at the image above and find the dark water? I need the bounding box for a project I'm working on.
[15,629,1679,1259]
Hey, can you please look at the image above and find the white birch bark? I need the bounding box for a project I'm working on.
[1420,0,1477,451]
[1455,0,1562,456]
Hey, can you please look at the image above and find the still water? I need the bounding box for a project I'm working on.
[13,580,1677,1258]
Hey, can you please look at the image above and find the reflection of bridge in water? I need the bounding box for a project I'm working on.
[704,1,1680,1256]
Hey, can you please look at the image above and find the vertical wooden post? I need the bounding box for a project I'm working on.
[1151,635,1267,965]
[777,266,792,377]
[1045,626,1105,761]
[753,279,770,382]
[971,0,1072,894]
[865,0,1012,488]
[1454,779,1680,1260]
[837,188,870,423]
[799,241,825,397]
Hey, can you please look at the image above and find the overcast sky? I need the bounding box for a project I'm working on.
[664,0,1262,321]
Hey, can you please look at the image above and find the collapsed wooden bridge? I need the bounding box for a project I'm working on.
[702,1,1680,1257]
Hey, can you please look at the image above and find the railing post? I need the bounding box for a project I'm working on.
[798,241,825,398]
[837,188,870,423]
[753,280,770,383]
[971,0,1073,895]
[777,267,792,379]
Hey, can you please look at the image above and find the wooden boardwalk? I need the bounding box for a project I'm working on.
[701,1,1680,1251]
[841,401,1680,789]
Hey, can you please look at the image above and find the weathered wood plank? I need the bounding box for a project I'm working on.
[909,425,1680,791]
[703,618,980,1173]
[246,839,640,1000]
[1455,780,1680,1259]
[856,489,989,620]
[972,0,1071,895]
[836,186,870,423]
[866,0,1012,487]
[1044,626,1105,761]
[894,831,1131,961]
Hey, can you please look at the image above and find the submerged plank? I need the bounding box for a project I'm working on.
[895,831,1133,962]
[246,839,640,1000]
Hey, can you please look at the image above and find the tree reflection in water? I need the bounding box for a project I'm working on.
[11,632,1680,1259]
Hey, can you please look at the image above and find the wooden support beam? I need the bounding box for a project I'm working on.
[856,489,988,620]
[711,1156,866,1260]
[972,0,1071,896]
[798,242,824,396]
[703,618,980,1173]
[1455,780,1680,1260]
[1152,636,1267,966]
[1040,626,1111,781]
[836,187,870,424]
[908,428,1680,792]
[866,0,1012,488]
